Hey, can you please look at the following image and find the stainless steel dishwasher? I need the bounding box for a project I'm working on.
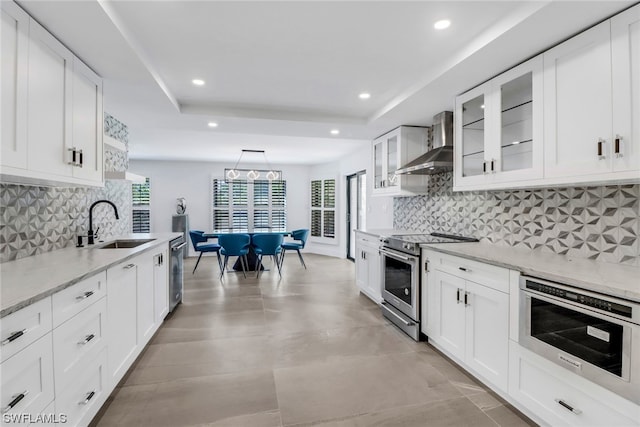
[169,235,186,312]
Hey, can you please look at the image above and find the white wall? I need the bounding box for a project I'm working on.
[307,145,393,258]
[129,159,310,256]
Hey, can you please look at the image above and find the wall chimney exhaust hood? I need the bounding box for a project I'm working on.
[396,111,453,175]
[104,171,147,183]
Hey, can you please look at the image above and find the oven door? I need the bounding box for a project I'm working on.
[519,288,639,403]
[380,247,419,321]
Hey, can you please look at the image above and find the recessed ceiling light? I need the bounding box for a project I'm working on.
[359,93,371,99]
[192,79,205,86]
[208,122,218,128]
[330,129,340,135]
[434,19,451,30]
[480,104,485,109]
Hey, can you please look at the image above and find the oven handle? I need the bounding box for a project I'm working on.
[378,248,416,263]
[381,302,414,326]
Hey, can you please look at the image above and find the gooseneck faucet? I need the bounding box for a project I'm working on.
[88,200,120,245]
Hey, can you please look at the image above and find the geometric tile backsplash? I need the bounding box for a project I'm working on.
[394,172,639,266]
[0,181,132,263]
[1,113,133,263]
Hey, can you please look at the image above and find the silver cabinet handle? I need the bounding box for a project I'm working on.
[464,292,470,306]
[456,288,462,304]
[458,267,470,272]
[2,391,28,413]
[79,391,96,405]
[78,334,95,345]
[76,291,94,301]
[555,399,582,415]
[123,264,135,270]
[1,329,27,345]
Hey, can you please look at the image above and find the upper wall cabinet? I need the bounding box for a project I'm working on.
[0,1,104,187]
[544,5,640,181]
[1,1,29,170]
[372,126,430,196]
[454,56,544,191]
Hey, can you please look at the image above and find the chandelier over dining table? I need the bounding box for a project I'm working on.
[225,149,282,181]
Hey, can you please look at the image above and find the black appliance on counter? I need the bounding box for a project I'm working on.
[379,233,478,340]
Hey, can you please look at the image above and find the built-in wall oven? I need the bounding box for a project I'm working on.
[519,275,640,404]
[379,233,478,341]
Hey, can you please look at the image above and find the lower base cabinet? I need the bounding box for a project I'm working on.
[55,348,108,427]
[355,232,381,303]
[509,341,639,426]
[425,251,510,393]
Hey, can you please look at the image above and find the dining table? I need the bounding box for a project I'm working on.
[203,230,291,272]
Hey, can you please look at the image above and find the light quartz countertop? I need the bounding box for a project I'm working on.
[355,228,418,238]
[0,232,182,317]
[422,241,640,303]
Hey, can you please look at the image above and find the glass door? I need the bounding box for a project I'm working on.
[386,134,398,188]
[346,171,366,260]
[461,93,486,177]
[373,140,384,189]
[499,72,533,172]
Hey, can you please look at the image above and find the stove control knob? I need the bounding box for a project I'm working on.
[403,243,411,250]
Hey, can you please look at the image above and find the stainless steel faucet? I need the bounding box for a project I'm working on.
[88,200,120,245]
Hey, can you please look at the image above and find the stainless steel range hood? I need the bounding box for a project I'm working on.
[396,111,453,175]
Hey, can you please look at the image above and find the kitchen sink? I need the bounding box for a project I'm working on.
[97,239,156,249]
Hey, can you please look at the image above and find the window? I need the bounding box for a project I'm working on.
[212,179,286,232]
[132,178,150,233]
[310,178,335,239]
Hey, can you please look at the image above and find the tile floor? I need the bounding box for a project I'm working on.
[92,254,535,427]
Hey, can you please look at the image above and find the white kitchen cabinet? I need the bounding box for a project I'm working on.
[509,341,640,427]
[0,1,104,187]
[454,56,543,191]
[55,348,108,427]
[372,126,430,196]
[106,259,138,387]
[71,58,103,183]
[426,252,510,392]
[1,1,29,170]
[544,4,640,181]
[0,297,52,363]
[26,17,74,178]
[0,334,55,421]
[355,232,381,303]
[51,271,106,328]
[154,249,169,324]
[137,254,156,348]
[52,297,107,390]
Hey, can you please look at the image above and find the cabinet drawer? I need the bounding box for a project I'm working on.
[1,334,54,419]
[52,297,107,389]
[434,253,509,293]
[509,343,638,426]
[356,232,380,246]
[55,348,107,427]
[52,271,106,328]
[1,297,52,362]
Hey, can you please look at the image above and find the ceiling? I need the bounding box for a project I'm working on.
[16,0,635,165]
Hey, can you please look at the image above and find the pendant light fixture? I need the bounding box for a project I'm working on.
[225,149,282,181]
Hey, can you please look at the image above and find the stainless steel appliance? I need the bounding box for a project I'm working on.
[169,235,186,312]
[395,111,454,175]
[519,275,640,404]
[379,233,477,340]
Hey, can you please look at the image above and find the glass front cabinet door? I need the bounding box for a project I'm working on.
[454,55,543,190]
[371,126,430,196]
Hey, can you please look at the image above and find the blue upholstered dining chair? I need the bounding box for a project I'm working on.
[281,229,309,269]
[217,233,251,279]
[189,230,222,274]
[251,233,284,278]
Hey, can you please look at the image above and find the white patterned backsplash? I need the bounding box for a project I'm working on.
[394,173,639,266]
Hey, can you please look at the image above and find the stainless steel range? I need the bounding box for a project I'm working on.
[379,233,477,340]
